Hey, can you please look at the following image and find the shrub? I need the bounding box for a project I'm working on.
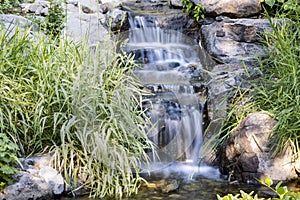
[0,26,154,198]
[41,0,65,39]
[0,133,19,190]
[0,0,20,14]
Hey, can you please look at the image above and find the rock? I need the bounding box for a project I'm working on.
[219,112,299,182]
[170,0,183,8]
[104,8,129,32]
[191,0,261,18]
[20,0,49,15]
[201,18,272,65]
[0,14,35,29]
[39,167,64,195]
[65,3,109,44]
[0,155,65,200]
[99,2,112,14]
[0,171,54,200]
[201,63,252,164]
[0,14,39,40]
[160,179,179,193]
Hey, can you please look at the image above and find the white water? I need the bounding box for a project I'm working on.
[127,13,207,165]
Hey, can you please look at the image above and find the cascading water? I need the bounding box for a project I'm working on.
[126,13,207,165]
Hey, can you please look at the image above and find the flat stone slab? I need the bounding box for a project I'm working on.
[201,17,272,65]
[192,0,261,18]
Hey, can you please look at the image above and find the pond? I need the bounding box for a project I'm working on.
[61,162,285,200]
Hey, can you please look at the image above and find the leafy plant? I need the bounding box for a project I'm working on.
[0,25,154,198]
[181,0,205,21]
[0,133,19,190]
[261,0,299,20]
[0,0,20,14]
[41,0,65,39]
[217,177,300,200]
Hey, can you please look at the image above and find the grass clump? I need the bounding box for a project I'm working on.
[0,26,77,155]
[0,25,154,198]
[252,15,300,155]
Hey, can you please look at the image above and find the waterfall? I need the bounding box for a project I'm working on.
[126,13,205,164]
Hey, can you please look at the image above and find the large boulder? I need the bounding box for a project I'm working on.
[0,155,64,200]
[201,17,272,65]
[219,112,300,183]
[191,0,261,18]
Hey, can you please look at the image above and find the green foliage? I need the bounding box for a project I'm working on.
[0,26,154,198]
[251,15,300,155]
[181,0,205,21]
[0,133,19,190]
[41,0,65,39]
[218,177,300,200]
[0,0,20,13]
[53,39,155,198]
[261,0,299,20]
[0,27,77,155]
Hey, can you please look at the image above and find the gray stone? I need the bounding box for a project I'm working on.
[170,0,183,8]
[65,3,109,44]
[0,155,65,200]
[0,171,54,200]
[200,64,249,164]
[191,0,261,18]
[104,8,128,32]
[161,179,179,193]
[0,14,34,28]
[0,14,40,40]
[99,2,112,14]
[219,112,299,182]
[201,18,272,65]
[39,166,64,195]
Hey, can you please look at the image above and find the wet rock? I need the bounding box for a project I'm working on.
[122,1,198,38]
[219,112,300,182]
[160,179,179,193]
[201,18,272,65]
[201,63,256,164]
[191,0,261,18]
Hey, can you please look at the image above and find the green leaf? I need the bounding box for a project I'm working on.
[264,177,273,187]
[264,0,276,7]
[276,186,288,197]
